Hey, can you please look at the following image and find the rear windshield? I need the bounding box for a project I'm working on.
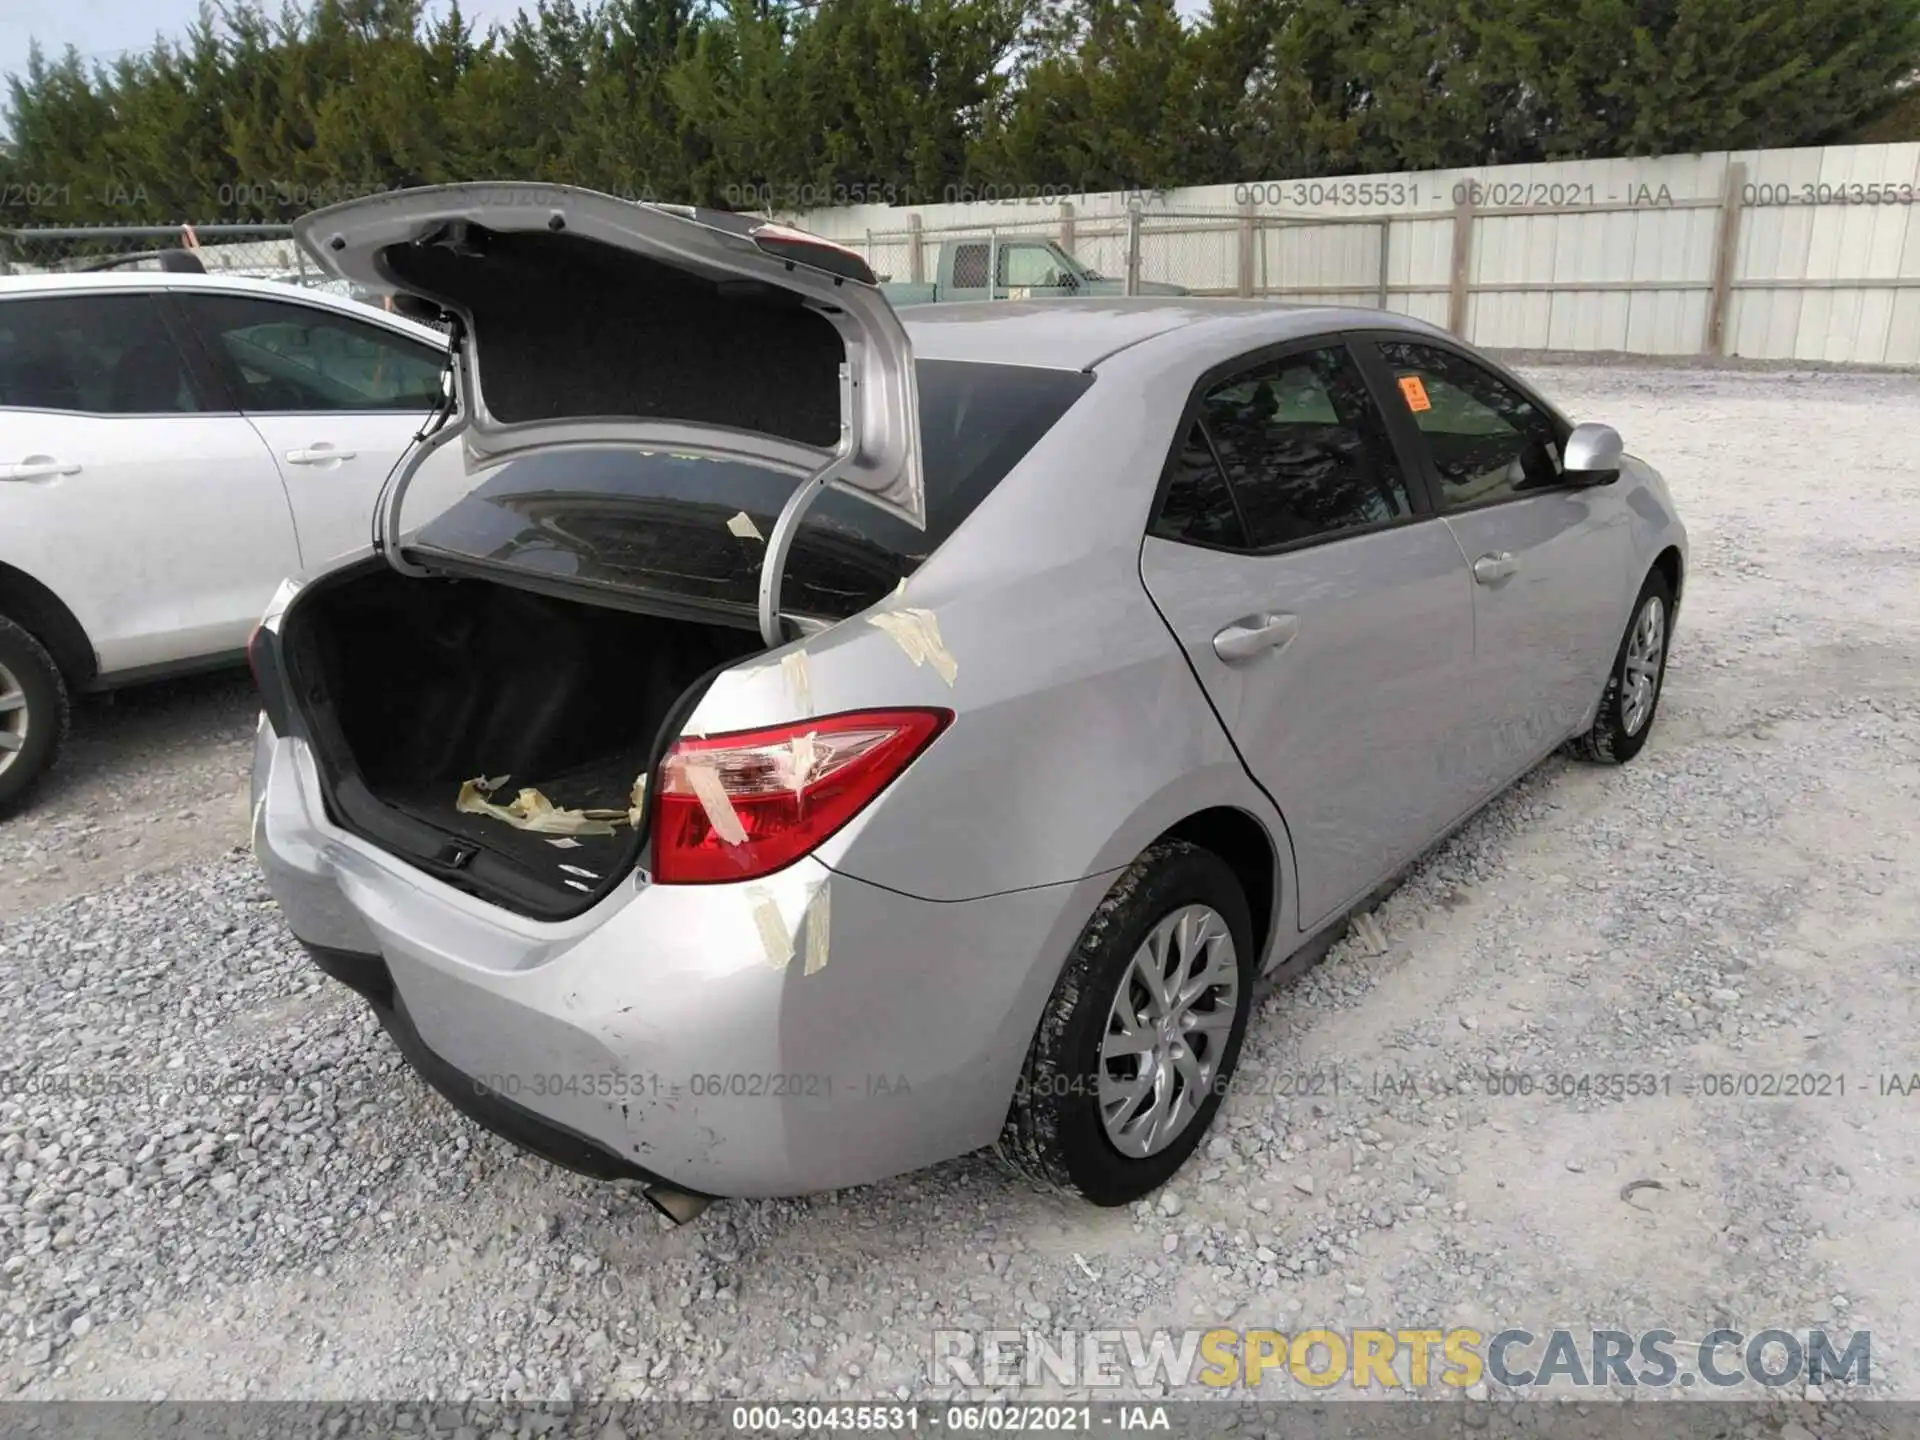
[408,358,1093,622]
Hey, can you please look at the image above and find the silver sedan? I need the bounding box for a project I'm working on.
[248,187,1685,1217]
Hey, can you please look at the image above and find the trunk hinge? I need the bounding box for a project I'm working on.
[373,316,473,579]
[755,361,859,649]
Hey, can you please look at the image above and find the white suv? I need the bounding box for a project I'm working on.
[0,269,450,810]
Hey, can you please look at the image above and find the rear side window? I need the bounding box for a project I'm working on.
[1151,423,1246,548]
[0,294,199,415]
[951,244,990,288]
[177,293,445,413]
[1150,343,1412,552]
[411,359,1093,621]
[1200,345,1412,549]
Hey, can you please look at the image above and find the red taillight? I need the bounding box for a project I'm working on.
[651,708,951,884]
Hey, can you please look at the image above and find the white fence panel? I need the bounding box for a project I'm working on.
[783,143,1920,364]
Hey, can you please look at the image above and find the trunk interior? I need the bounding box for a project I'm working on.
[281,561,764,918]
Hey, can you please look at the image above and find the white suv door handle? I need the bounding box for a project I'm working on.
[285,446,357,465]
[0,457,81,482]
[1213,612,1300,663]
[1472,552,1518,585]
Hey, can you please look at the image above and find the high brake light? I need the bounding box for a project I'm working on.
[651,708,951,884]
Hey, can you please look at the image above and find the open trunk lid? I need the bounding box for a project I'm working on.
[291,185,924,640]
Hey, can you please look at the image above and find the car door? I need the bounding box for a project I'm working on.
[169,290,448,572]
[1137,338,1480,933]
[0,289,302,676]
[1357,337,1631,795]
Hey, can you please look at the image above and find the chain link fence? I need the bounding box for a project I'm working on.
[3,209,1396,316]
[0,224,364,297]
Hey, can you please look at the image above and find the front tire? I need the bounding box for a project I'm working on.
[1572,569,1673,765]
[996,840,1255,1206]
[0,615,69,815]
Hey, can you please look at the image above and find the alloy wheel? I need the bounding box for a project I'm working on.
[0,659,28,779]
[1621,595,1666,737]
[1097,904,1240,1159]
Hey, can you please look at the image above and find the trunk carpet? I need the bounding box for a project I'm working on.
[378,746,651,878]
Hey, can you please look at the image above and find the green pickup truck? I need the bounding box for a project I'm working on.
[878,236,1190,305]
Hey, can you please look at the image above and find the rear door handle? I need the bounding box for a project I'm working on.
[1472,552,1518,585]
[0,457,81,482]
[1212,612,1299,663]
[285,445,357,465]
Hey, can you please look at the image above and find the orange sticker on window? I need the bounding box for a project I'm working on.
[1398,375,1432,412]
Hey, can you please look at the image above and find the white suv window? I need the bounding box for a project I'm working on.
[179,293,445,414]
[0,294,199,416]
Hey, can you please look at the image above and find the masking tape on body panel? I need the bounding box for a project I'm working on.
[780,650,813,715]
[803,879,831,975]
[867,608,958,687]
[745,885,793,970]
[685,763,747,845]
[726,510,764,541]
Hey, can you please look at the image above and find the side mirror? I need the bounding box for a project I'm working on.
[1563,422,1624,482]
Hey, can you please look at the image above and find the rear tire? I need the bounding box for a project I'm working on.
[0,615,69,816]
[996,840,1255,1206]
[1571,569,1673,765]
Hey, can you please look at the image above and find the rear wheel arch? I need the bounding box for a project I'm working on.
[1155,806,1280,970]
[0,563,97,690]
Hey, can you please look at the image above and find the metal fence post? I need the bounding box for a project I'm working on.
[1060,201,1075,257]
[1706,160,1748,357]
[908,213,925,286]
[1376,218,1391,310]
[1125,206,1142,297]
[1448,190,1475,337]
[1237,200,1256,298]
[988,229,999,302]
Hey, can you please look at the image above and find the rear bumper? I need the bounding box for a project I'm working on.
[252,727,1108,1198]
[304,942,694,1189]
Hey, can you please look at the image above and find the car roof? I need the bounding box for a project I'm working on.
[0,269,449,347]
[902,297,1455,370]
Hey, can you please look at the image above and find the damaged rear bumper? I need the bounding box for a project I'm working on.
[250,723,1105,1198]
[301,941,695,1189]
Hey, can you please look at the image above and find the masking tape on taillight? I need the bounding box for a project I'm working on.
[686,763,748,845]
[803,879,832,976]
[787,732,818,796]
[746,886,792,970]
[868,608,958,687]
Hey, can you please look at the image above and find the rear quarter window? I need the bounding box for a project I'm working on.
[411,359,1093,621]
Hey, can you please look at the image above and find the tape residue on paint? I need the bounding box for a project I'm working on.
[746,885,793,970]
[803,880,831,976]
[685,762,747,845]
[726,510,764,541]
[868,607,958,686]
[780,649,813,714]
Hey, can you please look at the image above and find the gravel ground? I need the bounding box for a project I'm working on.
[1,361,1916,1427]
